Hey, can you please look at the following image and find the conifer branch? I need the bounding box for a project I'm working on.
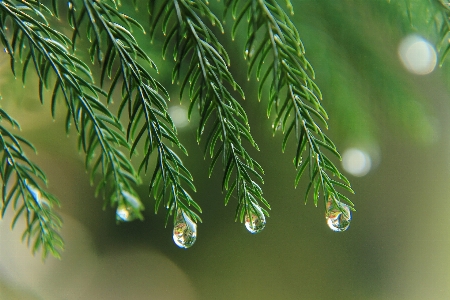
[151,0,269,222]
[226,0,354,210]
[0,1,142,225]
[0,108,63,259]
[70,0,200,224]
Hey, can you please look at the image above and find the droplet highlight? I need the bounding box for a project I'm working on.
[326,198,351,232]
[245,205,266,234]
[173,209,197,248]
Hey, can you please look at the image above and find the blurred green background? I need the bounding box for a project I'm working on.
[1,0,450,299]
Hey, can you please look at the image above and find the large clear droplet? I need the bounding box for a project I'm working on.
[173,209,197,248]
[326,198,351,232]
[245,205,266,234]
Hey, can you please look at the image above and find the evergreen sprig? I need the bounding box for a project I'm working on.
[151,0,269,222]
[226,0,354,210]
[0,0,142,253]
[0,108,63,259]
[0,0,362,257]
[70,0,200,224]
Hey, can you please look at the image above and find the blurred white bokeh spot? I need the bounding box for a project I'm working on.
[342,148,372,177]
[168,105,190,128]
[398,34,436,75]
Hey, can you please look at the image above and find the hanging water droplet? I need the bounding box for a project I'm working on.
[24,179,41,200]
[23,179,48,207]
[7,158,13,165]
[245,205,266,234]
[115,190,143,222]
[98,51,104,62]
[68,2,73,10]
[116,204,136,222]
[326,198,351,232]
[173,209,197,248]
[4,48,8,54]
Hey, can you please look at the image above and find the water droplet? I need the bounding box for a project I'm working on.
[245,205,266,234]
[7,158,13,165]
[98,51,104,62]
[68,2,73,10]
[173,209,197,248]
[116,204,136,222]
[24,180,41,200]
[116,190,143,222]
[326,198,351,232]
[23,179,48,207]
[4,48,8,54]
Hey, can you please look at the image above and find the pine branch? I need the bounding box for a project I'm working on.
[0,108,63,259]
[151,0,270,224]
[0,1,142,228]
[69,0,201,224]
[226,0,354,211]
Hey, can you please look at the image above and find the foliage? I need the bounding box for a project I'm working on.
[0,107,63,259]
[1,0,446,258]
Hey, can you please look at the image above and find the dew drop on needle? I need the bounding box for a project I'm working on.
[173,209,197,249]
[326,197,351,232]
[245,205,266,234]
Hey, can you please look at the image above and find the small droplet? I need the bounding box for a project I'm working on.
[173,209,197,248]
[326,198,351,232]
[4,48,8,54]
[98,51,104,62]
[68,2,73,10]
[116,204,135,222]
[7,158,13,165]
[245,205,266,234]
[116,190,143,222]
[23,179,48,207]
[24,180,41,200]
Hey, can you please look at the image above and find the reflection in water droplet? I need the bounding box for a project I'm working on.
[326,198,351,232]
[173,209,197,248]
[245,205,266,234]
